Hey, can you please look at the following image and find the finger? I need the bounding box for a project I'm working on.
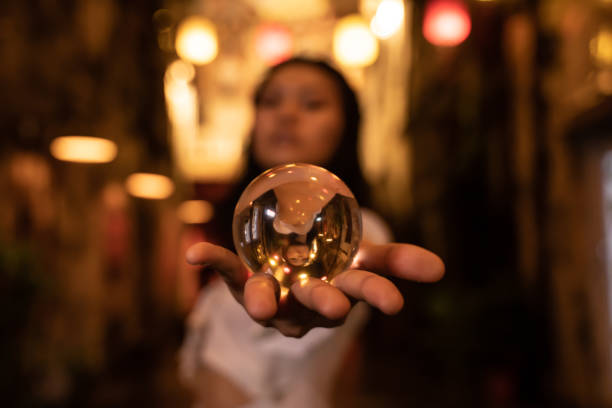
[270,314,343,338]
[186,242,250,292]
[355,241,445,283]
[244,274,279,321]
[331,270,404,315]
[290,278,351,320]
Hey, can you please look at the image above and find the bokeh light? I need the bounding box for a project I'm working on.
[590,28,612,66]
[255,23,293,65]
[177,200,214,224]
[423,0,471,47]
[333,14,379,67]
[166,59,195,83]
[125,173,174,200]
[175,16,218,65]
[370,0,405,39]
[50,136,117,163]
[247,0,330,21]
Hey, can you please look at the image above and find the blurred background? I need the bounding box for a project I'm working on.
[1,0,612,406]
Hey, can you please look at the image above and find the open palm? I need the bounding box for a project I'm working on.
[186,240,445,338]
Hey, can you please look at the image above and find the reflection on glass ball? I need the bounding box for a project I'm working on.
[233,163,362,291]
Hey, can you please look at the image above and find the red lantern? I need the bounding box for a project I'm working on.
[423,0,471,47]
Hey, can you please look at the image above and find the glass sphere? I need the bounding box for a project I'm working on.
[233,163,362,290]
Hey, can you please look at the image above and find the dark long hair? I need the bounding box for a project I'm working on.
[248,57,370,205]
[209,57,371,249]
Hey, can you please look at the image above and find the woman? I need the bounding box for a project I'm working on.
[181,58,444,407]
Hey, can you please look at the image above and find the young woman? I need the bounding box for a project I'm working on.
[180,58,444,407]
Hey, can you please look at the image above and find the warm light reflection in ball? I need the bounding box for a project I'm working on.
[233,164,362,290]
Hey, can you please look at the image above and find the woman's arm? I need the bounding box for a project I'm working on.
[185,240,444,338]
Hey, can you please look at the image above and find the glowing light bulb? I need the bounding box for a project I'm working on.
[333,14,379,67]
[233,164,362,290]
[370,0,405,39]
[125,173,174,200]
[177,200,214,224]
[175,16,218,65]
[423,0,471,47]
[50,136,117,163]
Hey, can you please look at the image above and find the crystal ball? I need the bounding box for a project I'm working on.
[232,163,362,290]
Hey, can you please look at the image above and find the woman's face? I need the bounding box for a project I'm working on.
[285,244,309,266]
[252,64,345,169]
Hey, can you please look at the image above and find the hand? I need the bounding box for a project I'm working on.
[185,240,444,337]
